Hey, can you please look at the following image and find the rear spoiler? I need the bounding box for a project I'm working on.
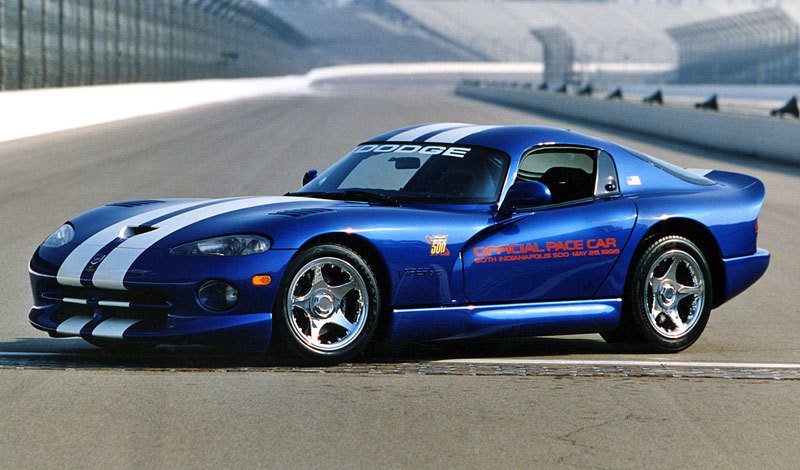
[703,170,765,193]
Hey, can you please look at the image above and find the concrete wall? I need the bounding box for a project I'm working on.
[455,83,800,165]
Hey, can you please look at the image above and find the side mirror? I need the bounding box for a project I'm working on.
[302,168,318,186]
[499,181,551,216]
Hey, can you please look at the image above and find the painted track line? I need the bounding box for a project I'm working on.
[2,351,799,370]
[430,358,800,369]
[2,352,799,379]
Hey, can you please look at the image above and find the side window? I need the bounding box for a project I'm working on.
[595,151,620,197]
[517,148,596,204]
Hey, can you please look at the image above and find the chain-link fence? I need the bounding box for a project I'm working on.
[0,0,309,90]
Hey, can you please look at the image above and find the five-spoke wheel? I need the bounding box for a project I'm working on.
[602,235,712,352]
[274,244,380,363]
[644,250,705,339]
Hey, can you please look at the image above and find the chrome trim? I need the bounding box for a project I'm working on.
[645,249,705,339]
[97,300,131,308]
[287,256,369,352]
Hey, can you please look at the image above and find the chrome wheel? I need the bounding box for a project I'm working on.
[644,249,705,339]
[286,256,369,352]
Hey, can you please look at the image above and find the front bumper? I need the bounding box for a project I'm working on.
[29,305,272,351]
[28,248,297,351]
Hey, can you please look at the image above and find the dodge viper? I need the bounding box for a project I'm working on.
[29,123,770,363]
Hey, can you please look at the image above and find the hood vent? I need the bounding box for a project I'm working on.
[118,225,158,239]
[107,199,165,208]
[271,208,334,218]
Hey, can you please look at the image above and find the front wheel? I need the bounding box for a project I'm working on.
[273,244,380,364]
[608,235,712,352]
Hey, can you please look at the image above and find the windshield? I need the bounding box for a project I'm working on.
[295,143,510,204]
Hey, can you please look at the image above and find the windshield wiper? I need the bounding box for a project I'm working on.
[285,191,331,199]
[285,190,401,206]
[337,189,401,206]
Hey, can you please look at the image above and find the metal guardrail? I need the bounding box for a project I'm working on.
[0,0,307,91]
[456,81,800,165]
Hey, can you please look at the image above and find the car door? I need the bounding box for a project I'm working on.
[462,148,637,303]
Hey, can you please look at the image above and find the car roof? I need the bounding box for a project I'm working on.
[363,123,623,160]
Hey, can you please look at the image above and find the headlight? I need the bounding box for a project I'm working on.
[170,235,270,256]
[42,224,75,248]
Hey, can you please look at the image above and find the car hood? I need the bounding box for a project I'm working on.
[62,196,345,248]
[61,196,494,252]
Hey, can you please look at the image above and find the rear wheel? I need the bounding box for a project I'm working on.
[605,235,712,352]
[273,244,380,364]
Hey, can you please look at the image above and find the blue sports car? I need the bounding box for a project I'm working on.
[29,123,769,363]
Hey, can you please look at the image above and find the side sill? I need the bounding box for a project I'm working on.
[387,298,621,342]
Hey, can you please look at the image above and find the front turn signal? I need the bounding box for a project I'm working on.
[252,274,272,286]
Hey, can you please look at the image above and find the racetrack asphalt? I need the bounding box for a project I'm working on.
[1,77,798,468]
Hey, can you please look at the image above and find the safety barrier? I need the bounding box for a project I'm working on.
[455,82,800,165]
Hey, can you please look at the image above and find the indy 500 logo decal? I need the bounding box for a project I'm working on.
[426,235,450,256]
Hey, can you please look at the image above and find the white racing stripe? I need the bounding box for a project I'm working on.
[431,358,800,369]
[424,125,498,144]
[91,318,143,339]
[56,199,213,286]
[387,123,469,142]
[92,196,302,290]
[55,315,94,336]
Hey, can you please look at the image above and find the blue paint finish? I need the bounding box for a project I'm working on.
[463,198,637,302]
[721,249,770,304]
[388,299,621,342]
[65,199,204,245]
[28,124,770,353]
[595,168,766,299]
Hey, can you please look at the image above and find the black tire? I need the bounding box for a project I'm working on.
[599,328,633,345]
[606,235,712,352]
[273,244,381,365]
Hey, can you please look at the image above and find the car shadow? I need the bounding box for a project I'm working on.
[0,335,633,370]
[369,336,620,362]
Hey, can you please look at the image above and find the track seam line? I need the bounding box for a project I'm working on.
[2,352,800,370]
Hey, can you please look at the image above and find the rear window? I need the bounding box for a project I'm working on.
[625,147,715,186]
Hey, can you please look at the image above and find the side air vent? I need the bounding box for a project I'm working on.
[271,208,334,218]
[107,200,165,208]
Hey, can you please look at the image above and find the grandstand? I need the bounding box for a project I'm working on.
[264,0,483,64]
[388,0,774,64]
[668,7,800,83]
[260,0,800,83]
